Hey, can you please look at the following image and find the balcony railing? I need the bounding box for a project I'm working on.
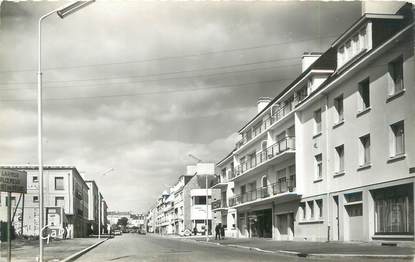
[211,199,228,209]
[229,178,296,207]
[236,102,295,150]
[211,175,229,187]
[233,136,295,179]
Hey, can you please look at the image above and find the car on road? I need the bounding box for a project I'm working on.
[113,229,122,236]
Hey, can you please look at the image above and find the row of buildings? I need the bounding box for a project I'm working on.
[148,2,415,243]
[0,166,109,238]
[107,211,146,231]
[146,163,220,236]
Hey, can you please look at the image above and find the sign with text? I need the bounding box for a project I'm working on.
[0,169,27,193]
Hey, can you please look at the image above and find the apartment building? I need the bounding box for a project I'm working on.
[0,166,90,238]
[85,180,99,234]
[148,163,219,235]
[214,2,414,242]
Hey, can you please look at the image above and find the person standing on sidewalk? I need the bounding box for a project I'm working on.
[220,224,225,240]
[215,223,221,240]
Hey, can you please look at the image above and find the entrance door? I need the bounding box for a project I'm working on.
[256,209,272,238]
[346,204,364,241]
[277,214,288,239]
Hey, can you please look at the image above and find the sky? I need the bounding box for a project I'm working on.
[0,1,362,213]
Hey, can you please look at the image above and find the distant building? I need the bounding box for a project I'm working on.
[107,211,131,226]
[148,163,220,236]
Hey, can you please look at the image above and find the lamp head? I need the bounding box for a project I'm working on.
[57,0,95,19]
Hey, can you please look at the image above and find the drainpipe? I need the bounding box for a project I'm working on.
[324,94,331,242]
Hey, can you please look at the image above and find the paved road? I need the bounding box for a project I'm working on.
[76,234,410,262]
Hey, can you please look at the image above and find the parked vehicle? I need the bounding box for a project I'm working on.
[113,230,122,236]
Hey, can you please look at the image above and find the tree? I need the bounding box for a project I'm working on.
[117,217,128,228]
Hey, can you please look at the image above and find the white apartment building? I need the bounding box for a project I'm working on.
[0,166,90,238]
[215,2,414,243]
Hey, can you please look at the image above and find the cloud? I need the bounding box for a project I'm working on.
[0,1,362,212]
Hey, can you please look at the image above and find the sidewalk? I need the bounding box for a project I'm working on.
[192,237,415,259]
[0,238,104,262]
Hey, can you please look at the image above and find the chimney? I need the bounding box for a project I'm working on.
[301,52,322,72]
[257,97,271,113]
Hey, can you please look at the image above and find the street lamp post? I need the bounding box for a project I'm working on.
[37,2,94,261]
[98,168,114,239]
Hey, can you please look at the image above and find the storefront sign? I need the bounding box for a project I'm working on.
[0,169,27,193]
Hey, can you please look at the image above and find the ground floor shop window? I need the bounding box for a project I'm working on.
[373,184,414,235]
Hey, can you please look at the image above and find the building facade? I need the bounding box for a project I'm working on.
[147,163,219,236]
[0,166,91,238]
[85,180,99,234]
[213,3,415,243]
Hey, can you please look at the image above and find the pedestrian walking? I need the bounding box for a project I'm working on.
[62,224,67,239]
[215,223,221,240]
[220,224,225,240]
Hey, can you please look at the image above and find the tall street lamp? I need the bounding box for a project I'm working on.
[98,168,114,239]
[37,1,94,261]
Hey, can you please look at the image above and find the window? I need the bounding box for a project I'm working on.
[240,185,246,194]
[33,196,39,203]
[335,145,345,172]
[194,196,206,205]
[288,165,296,187]
[338,47,345,67]
[32,176,38,183]
[314,109,322,135]
[315,154,323,179]
[316,199,323,218]
[345,40,352,61]
[373,184,413,235]
[390,121,405,157]
[300,202,306,220]
[359,28,367,51]
[359,134,371,165]
[358,78,370,111]
[296,85,308,103]
[388,56,404,95]
[334,95,344,123]
[54,177,64,190]
[338,25,369,68]
[55,196,65,208]
[308,201,314,219]
[5,196,16,207]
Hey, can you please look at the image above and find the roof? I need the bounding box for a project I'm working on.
[0,165,89,187]
[216,150,235,166]
[331,13,404,47]
[297,13,414,109]
[238,46,336,133]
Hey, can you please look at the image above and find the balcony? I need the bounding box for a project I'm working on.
[233,136,295,180]
[229,178,296,208]
[211,176,229,189]
[236,102,294,150]
[211,199,228,211]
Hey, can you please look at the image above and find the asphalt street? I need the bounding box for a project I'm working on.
[75,234,410,262]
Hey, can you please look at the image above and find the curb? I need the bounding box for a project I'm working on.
[60,238,108,262]
[192,240,414,260]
